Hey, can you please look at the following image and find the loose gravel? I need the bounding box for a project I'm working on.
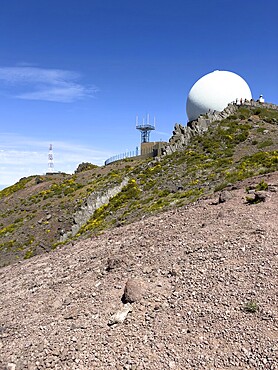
[0,173,277,369]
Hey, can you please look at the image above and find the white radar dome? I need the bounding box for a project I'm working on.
[186,70,252,121]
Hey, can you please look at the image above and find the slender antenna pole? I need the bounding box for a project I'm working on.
[48,144,54,173]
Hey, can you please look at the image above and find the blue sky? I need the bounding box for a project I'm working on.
[0,0,277,187]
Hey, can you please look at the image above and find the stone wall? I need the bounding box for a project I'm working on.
[163,101,278,155]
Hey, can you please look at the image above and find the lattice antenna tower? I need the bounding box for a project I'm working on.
[136,114,156,143]
[48,144,54,173]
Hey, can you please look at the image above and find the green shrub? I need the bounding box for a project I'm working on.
[24,249,34,259]
[0,176,35,199]
[237,107,251,119]
[75,162,98,173]
[255,180,268,191]
[158,189,171,197]
[257,107,278,123]
[0,223,18,236]
[244,300,259,313]
[257,139,273,149]
[0,240,16,251]
[29,179,84,201]
[173,188,204,199]
[214,182,229,192]
[246,196,260,204]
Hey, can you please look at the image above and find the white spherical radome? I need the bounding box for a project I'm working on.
[186,70,252,121]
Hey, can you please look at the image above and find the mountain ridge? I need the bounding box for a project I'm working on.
[0,103,278,267]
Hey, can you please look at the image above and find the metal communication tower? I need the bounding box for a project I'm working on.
[48,144,54,173]
[136,114,155,143]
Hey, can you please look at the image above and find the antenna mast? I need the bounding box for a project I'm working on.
[136,114,155,143]
[48,144,54,173]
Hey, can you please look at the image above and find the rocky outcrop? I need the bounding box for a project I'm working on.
[61,178,129,241]
[163,101,278,155]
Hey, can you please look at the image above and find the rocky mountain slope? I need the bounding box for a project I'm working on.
[0,172,277,369]
[1,104,278,268]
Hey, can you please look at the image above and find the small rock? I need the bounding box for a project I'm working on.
[122,278,143,303]
[254,191,267,202]
[217,210,225,219]
[219,190,232,203]
[108,303,132,326]
[53,298,63,309]
[7,364,16,370]
[247,191,267,204]
[63,297,71,306]
[106,257,124,271]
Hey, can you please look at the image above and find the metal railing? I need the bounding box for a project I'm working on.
[104,146,157,166]
[105,148,139,166]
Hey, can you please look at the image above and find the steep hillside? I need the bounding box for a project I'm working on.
[0,104,278,267]
[0,172,277,369]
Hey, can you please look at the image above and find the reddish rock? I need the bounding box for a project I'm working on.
[122,278,143,303]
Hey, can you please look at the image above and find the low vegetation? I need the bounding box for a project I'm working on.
[75,162,99,173]
[0,176,35,199]
[0,104,278,266]
[244,300,259,313]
